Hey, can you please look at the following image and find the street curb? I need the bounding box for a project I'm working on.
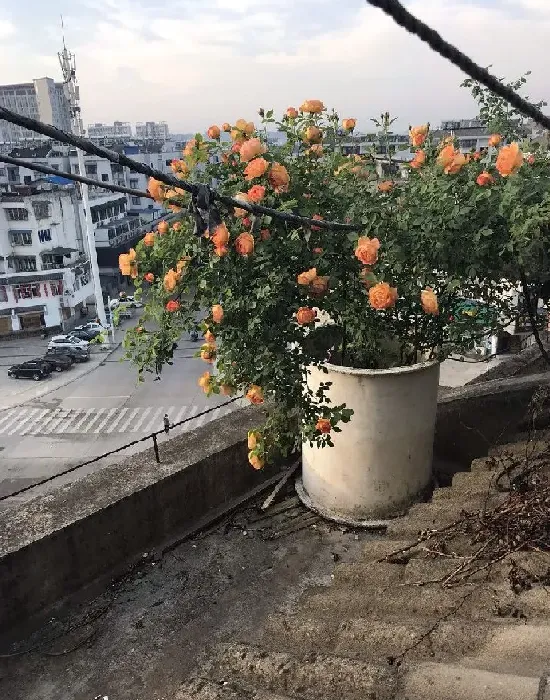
[0,341,123,411]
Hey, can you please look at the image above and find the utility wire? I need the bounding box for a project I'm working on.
[364,0,550,132]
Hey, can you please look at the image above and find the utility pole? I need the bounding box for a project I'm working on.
[58,21,107,327]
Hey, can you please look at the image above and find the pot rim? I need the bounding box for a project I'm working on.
[318,358,440,377]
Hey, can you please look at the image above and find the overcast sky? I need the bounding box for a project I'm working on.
[0,0,549,133]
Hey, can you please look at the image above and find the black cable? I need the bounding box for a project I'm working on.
[0,105,360,232]
[0,154,151,199]
[365,0,550,131]
[0,395,243,502]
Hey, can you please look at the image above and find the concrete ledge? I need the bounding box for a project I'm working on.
[0,405,277,632]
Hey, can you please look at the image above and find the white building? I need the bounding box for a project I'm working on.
[135,121,170,141]
[87,121,132,141]
[0,185,94,334]
[0,78,72,147]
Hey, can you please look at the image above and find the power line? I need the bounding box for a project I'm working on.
[364,0,550,131]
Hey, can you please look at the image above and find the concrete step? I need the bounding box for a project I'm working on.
[402,662,539,700]
[204,642,396,700]
[461,623,550,677]
[262,613,494,663]
[301,582,517,622]
[387,500,484,537]
[360,538,423,563]
[451,469,499,494]
[489,439,549,458]
[332,560,405,587]
[176,678,296,700]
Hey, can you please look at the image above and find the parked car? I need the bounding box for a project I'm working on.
[8,361,51,381]
[45,346,89,363]
[74,322,108,333]
[69,328,101,341]
[109,296,143,309]
[35,355,72,373]
[48,335,90,351]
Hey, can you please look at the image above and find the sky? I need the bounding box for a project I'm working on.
[0,0,549,133]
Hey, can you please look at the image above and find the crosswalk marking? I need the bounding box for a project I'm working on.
[0,403,239,438]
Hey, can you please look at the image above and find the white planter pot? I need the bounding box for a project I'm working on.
[298,360,440,525]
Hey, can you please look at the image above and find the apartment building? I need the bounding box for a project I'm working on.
[135,121,170,141]
[0,78,72,147]
[87,121,133,141]
[0,185,93,334]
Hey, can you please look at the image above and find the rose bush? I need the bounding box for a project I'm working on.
[120,101,550,467]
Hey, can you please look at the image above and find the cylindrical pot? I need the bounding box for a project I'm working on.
[299,360,440,524]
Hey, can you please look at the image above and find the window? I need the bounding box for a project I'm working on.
[130,178,138,188]
[0,286,7,302]
[165,159,172,166]
[38,229,52,243]
[0,168,5,176]
[12,256,37,272]
[73,165,80,174]
[23,176,32,185]
[131,197,141,205]
[50,281,63,296]
[9,231,32,246]
[101,173,109,182]
[85,163,97,175]
[33,201,50,219]
[13,283,41,300]
[460,139,478,149]
[5,208,29,221]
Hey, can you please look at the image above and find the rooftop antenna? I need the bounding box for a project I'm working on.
[58,21,107,327]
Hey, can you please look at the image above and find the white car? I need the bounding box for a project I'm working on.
[74,322,108,332]
[48,335,90,350]
[109,296,143,309]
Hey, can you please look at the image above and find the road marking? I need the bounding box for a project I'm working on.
[7,408,39,435]
[0,410,28,434]
[130,407,152,432]
[82,408,106,432]
[105,407,129,433]
[43,409,73,434]
[171,406,190,424]
[69,409,96,432]
[116,407,140,433]
[93,408,118,433]
[141,407,163,433]
[36,408,64,434]
[20,408,50,435]
[55,409,84,433]
[0,409,16,429]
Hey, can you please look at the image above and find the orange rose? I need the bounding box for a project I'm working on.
[311,214,323,231]
[420,288,439,315]
[204,330,216,344]
[230,129,245,144]
[240,138,266,162]
[143,232,155,247]
[304,126,322,144]
[527,154,535,165]
[236,119,254,135]
[354,236,380,266]
[286,107,298,119]
[198,370,212,393]
[369,282,398,310]
[200,343,216,363]
[212,304,224,323]
[211,222,230,249]
[247,185,266,203]
[148,177,164,202]
[300,99,324,114]
[207,125,221,139]
[378,180,393,193]
[183,138,202,157]
[437,144,467,175]
[220,383,236,396]
[176,257,191,274]
[214,245,228,257]
[157,220,169,235]
[488,134,502,147]
[166,300,180,313]
[310,275,329,297]
[222,122,231,132]
[246,385,264,405]
[233,192,249,217]
[297,268,317,285]
[170,159,190,179]
[247,430,261,450]
[496,143,523,177]
[144,272,154,283]
[409,125,429,147]
[119,248,138,278]
[248,452,264,470]
[295,307,317,325]
[244,157,269,181]
[172,221,182,232]
[235,232,254,256]
[163,269,179,292]
[316,417,331,434]
[342,118,356,131]
[260,228,271,241]
[472,151,482,161]
[409,150,426,169]
[307,144,324,158]
[476,171,494,186]
[268,163,290,193]
[136,326,144,334]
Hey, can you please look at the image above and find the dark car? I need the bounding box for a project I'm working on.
[8,361,51,381]
[45,346,90,363]
[69,328,100,341]
[35,355,72,373]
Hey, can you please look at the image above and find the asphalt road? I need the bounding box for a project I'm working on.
[0,329,244,508]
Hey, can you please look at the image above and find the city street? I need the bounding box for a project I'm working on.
[0,328,244,508]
